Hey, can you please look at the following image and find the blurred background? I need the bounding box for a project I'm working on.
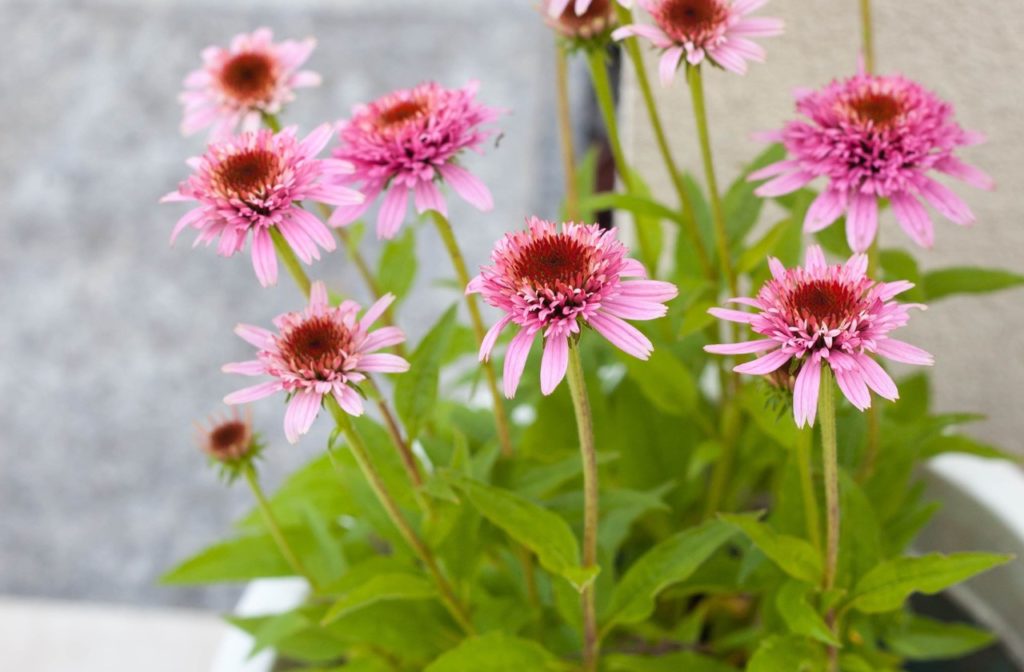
[2,0,1022,669]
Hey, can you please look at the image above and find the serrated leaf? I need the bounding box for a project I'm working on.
[377,228,417,302]
[602,519,736,630]
[747,635,825,672]
[321,572,436,625]
[884,614,996,660]
[923,267,1024,301]
[424,632,565,672]
[850,552,1012,613]
[776,580,840,646]
[447,473,596,591]
[394,305,458,439]
[720,513,823,585]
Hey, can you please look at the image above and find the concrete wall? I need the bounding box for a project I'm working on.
[620,0,1024,451]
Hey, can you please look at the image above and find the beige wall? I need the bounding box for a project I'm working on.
[621,1,1024,451]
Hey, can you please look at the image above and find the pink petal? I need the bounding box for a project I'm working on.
[169,208,205,244]
[299,123,335,157]
[659,47,684,87]
[617,280,678,302]
[733,349,792,375]
[730,16,785,37]
[935,156,994,191]
[755,171,815,197]
[804,245,827,271]
[377,186,410,239]
[748,159,800,181]
[329,184,379,228]
[917,178,975,226]
[503,328,537,398]
[845,192,879,253]
[804,189,846,233]
[708,307,755,324]
[361,293,397,330]
[833,366,871,411]
[290,207,337,252]
[224,381,282,405]
[221,360,267,376]
[704,339,777,355]
[275,219,316,264]
[890,192,934,248]
[309,281,329,313]
[793,358,821,428]
[334,386,365,417]
[480,314,512,362]
[611,24,673,49]
[588,311,653,360]
[732,0,770,14]
[874,339,934,366]
[284,390,322,444]
[855,354,898,402]
[706,44,746,74]
[250,228,278,288]
[413,179,448,217]
[768,257,786,280]
[438,163,493,211]
[359,353,410,373]
[235,323,275,349]
[540,335,570,396]
[548,0,572,17]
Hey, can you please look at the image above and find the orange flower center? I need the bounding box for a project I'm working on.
[377,99,430,130]
[220,52,277,104]
[846,92,904,128]
[213,149,281,198]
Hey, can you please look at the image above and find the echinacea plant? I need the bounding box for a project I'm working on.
[163,6,1021,672]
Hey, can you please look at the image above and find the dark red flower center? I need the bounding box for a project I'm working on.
[658,0,727,37]
[220,52,277,104]
[279,316,355,378]
[787,279,861,326]
[214,149,281,198]
[846,92,904,128]
[512,234,592,288]
[210,421,248,452]
[378,99,430,129]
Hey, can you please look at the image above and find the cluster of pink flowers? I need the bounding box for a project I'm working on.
[752,70,991,251]
[470,217,677,397]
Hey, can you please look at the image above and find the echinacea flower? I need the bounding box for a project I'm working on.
[543,0,619,39]
[750,71,992,252]
[162,125,362,287]
[705,245,933,427]
[197,407,259,464]
[612,0,783,84]
[329,81,500,239]
[223,282,409,444]
[179,28,321,139]
[469,217,678,397]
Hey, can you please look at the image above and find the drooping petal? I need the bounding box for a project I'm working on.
[874,338,934,366]
[793,358,821,428]
[890,192,935,248]
[855,354,898,402]
[284,390,322,444]
[845,191,879,253]
[480,314,512,362]
[235,323,276,349]
[359,353,411,373]
[704,339,778,355]
[413,179,448,217]
[708,307,755,324]
[334,386,364,417]
[250,228,278,288]
[733,349,792,375]
[438,163,494,211]
[588,311,653,360]
[833,365,872,411]
[804,189,846,233]
[224,381,283,405]
[659,47,684,87]
[540,335,570,396]
[611,24,673,49]
[917,178,975,226]
[221,360,267,376]
[377,186,410,239]
[503,328,537,398]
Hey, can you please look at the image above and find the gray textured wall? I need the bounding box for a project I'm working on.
[620,0,1024,451]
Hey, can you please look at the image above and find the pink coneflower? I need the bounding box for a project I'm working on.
[196,407,258,464]
[179,28,321,139]
[469,217,678,397]
[751,71,992,252]
[329,81,500,239]
[705,245,933,427]
[162,125,362,287]
[547,0,633,16]
[544,0,618,39]
[612,0,783,84]
[222,282,409,444]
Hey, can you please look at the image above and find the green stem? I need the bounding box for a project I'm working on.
[614,4,714,282]
[269,226,312,297]
[797,426,823,553]
[429,210,513,457]
[686,65,737,298]
[555,43,581,222]
[859,0,876,75]
[244,464,319,590]
[702,400,739,519]
[326,397,474,635]
[566,342,599,672]
[819,366,841,671]
[584,47,658,274]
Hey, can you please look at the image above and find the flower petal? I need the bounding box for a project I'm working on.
[734,349,792,375]
[480,314,512,362]
[845,191,878,253]
[503,328,537,398]
[588,311,653,360]
[438,163,493,212]
[793,358,821,428]
[540,335,570,396]
[284,390,322,444]
[224,381,282,405]
[359,353,410,373]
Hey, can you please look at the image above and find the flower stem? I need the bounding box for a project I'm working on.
[243,464,319,590]
[269,226,312,297]
[429,210,513,457]
[819,366,841,671]
[584,46,658,274]
[325,397,474,635]
[686,65,737,298]
[614,4,714,282]
[566,342,599,672]
[797,426,823,553]
[555,42,581,222]
[859,0,876,75]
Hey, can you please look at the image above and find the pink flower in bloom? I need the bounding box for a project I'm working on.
[751,71,992,252]
[162,125,363,287]
[329,81,500,239]
[469,217,678,397]
[705,246,933,427]
[179,28,321,139]
[612,0,783,85]
[223,282,409,444]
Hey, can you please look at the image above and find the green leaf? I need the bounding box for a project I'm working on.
[747,635,825,672]
[813,215,850,257]
[321,572,436,625]
[737,218,791,274]
[621,348,697,417]
[599,483,673,554]
[605,651,737,671]
[920,433,1014,461]
[884,614,996,660]
[424,632,565,672]
[394,305,458,439]
[162,533,303,584]
[923,267,1024,301]
[579,192,684,226]
[447,473,597,591]
[850,552,1013,613]
[724,143,785,243]
[775,580,840,646]
[602,519,736,630]
[720,513,823,585]
[679,298,717,338]
[377,228,418,302]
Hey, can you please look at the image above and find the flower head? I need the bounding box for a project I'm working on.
[705,246,933,427]
[162,125,363,287]
[751,71,991,252]
[612,0,783,84]
[329,81,500,239]
[196,407,263,479]
[223,282,409,444]
[543,0,619,39]
[470,217,678,397]
[179,28,321,139]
